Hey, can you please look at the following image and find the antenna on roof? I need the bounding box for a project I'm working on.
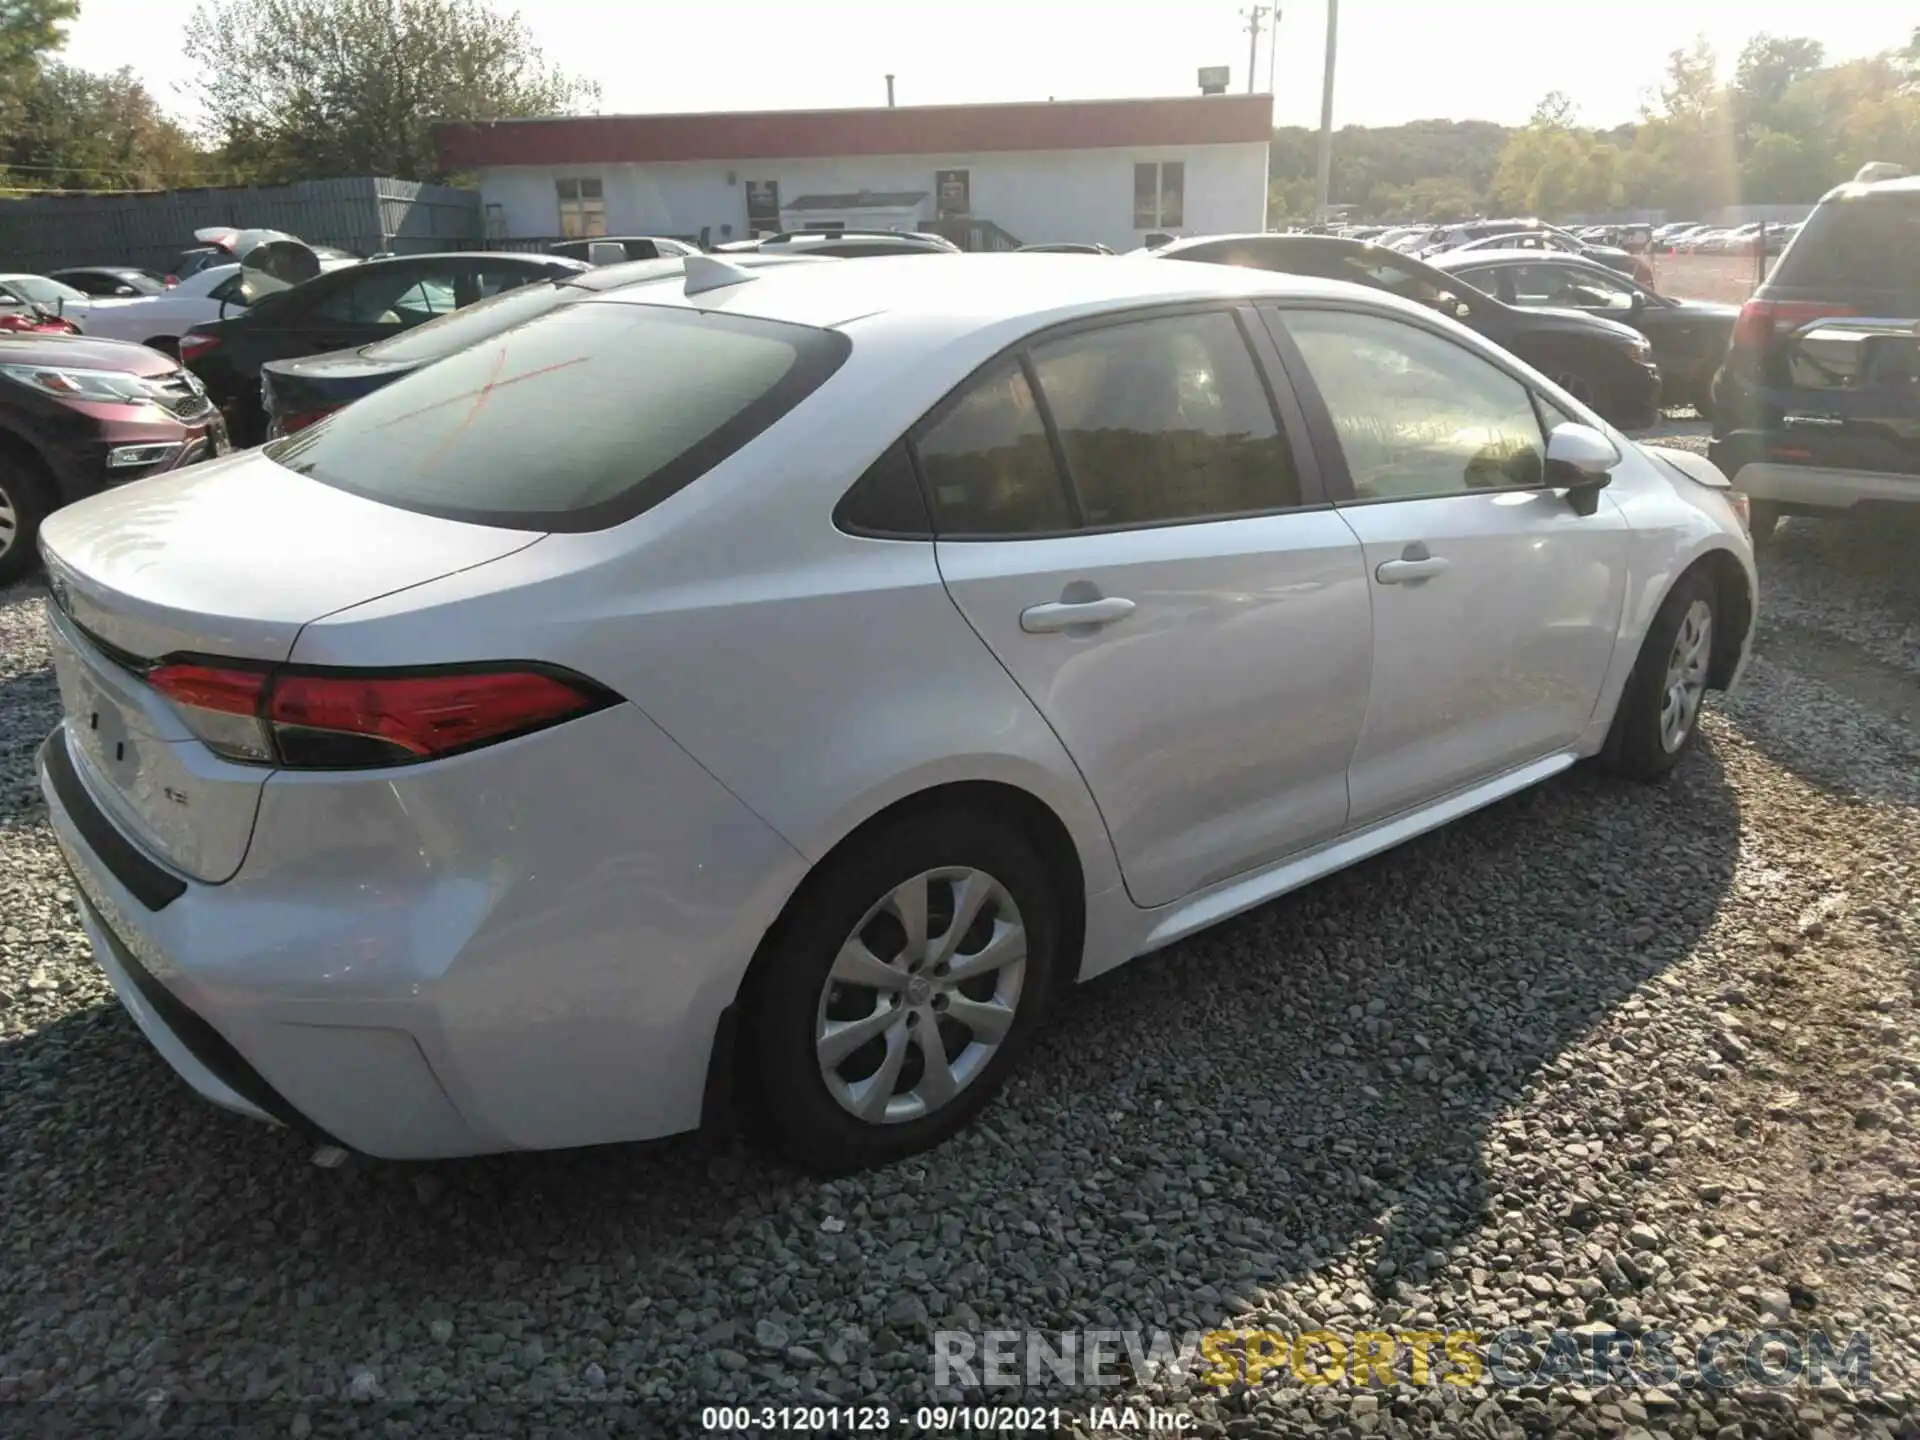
[683,254,761,297]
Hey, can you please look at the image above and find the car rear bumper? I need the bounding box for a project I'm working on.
[37,703,809,1160]
[1707,456,1920,511]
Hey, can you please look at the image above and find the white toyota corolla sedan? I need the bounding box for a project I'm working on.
[35,254,1756,1173]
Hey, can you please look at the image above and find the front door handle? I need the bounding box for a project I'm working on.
[1375,541,1451,586]
[1020,596,1137,634]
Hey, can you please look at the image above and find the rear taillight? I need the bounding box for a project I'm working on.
[148,662,274,763]
[177,332,220,363]
[1731,299,1856,352]
[269,405,339,439]
[147,662,613,769]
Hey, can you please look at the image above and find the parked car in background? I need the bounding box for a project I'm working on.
[0,332,226,580]
[547,236,700,263]
[165,246,227,282]
[1429,226,1657,287]
[49,267,171,297]
[54,264,270,353]
[1017,243,1115,254]
[1710,168,1920,542]
[1433,249,1736,415]
[182,251,587,445]
[1152,234,1662,428]
[258,252,833,439]
[34,253,1753,1170]
[0,274,95,326]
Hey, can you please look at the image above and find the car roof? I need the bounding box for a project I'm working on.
[347,251,582,268]
[591,251,1382,336]
[1154,232,1371,256]
[1819,173,1920,202]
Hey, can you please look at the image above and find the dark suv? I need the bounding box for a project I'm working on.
[0,333,227,581]
[1709,166,1920,542]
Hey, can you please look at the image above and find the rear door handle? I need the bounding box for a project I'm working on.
[1020,596,1137,634]
[1376,542,1451,586]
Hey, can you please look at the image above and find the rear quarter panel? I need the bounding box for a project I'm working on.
[286,324,1127,947]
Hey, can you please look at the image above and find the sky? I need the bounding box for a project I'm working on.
[55,0,1919,135]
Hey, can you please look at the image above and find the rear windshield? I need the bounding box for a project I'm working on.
[1772,193,1920,291]
[266,302,850,531]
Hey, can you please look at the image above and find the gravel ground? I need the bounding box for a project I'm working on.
[3,448,1917,1439]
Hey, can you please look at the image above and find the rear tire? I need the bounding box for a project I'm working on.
[743,809,1060,1174]
[1598,567,1718,781]
[0,451,53,585]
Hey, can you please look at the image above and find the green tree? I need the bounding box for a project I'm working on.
[1734,34,1827,119]
[184,0,599,182]
[0,0,76,140]
[0,0,74,79]
[4,62,202,189]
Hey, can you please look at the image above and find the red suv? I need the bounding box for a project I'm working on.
[0,333,228,582]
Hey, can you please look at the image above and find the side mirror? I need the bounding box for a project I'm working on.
[0,294,19,308]
[1546,421,1619,516]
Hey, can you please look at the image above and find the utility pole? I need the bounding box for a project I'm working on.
[1241,6,1270,95]
[1268,7,1281,95]
[1314,0,1338,219]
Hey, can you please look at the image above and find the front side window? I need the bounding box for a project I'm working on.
[267,302,850,531]
[1505,262,1637,313]
[557,177,607,239]
[915,363,1072,536]
[1282,309,1547,502]
[1028,311,1300,526]
[1133,161,1186,229]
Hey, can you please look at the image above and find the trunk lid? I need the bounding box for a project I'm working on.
[39,449,541,882]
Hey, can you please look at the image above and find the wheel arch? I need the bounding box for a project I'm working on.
[1687,545,1754,690]
[703,777,1090,1138]
[0,421,53,473]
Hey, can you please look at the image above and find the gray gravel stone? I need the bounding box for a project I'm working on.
[3,489,1918,1436]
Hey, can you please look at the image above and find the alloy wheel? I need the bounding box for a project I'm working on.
[1659,598,1713,753]
[815,867,1027,1125]
[0,481,17,561]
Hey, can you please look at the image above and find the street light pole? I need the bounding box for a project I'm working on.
[1314,0,1338,219]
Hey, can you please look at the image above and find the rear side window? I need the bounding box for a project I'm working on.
[915,363,1073,535]
[267,303,850,531]
[1773,195,1920,290]
[1028,311,1300,525]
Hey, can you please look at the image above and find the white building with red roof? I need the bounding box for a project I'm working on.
[434,94,1273,253]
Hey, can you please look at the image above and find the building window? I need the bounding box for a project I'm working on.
[556,177,606,238]
[1133,161,1185,229]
